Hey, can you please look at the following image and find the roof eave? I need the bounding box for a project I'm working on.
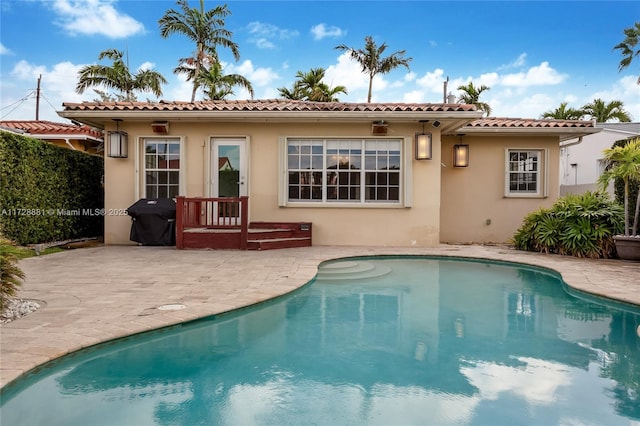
[454,125,601,141]
[57,109,484,129]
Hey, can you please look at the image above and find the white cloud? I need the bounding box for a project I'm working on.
[48,0,144,38]
[225,60,279,87]
[310,23,345,40]
[246,21,299,49]
[325,52,369,92]
[415,68,446,93]
[587,75,640,121]
[498,53,527,70]
[137,62,155,72]
[501,61,567,87]
[1,60,85,122]
[0,42,11,55]
[403,90,426,103]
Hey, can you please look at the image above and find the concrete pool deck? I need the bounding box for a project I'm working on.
[2,244,639,389]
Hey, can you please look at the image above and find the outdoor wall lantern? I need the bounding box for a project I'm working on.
[453,144,470,167]
[415,120,432,160]
[107,119,128,158]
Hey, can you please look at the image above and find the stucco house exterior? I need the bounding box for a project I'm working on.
[560,122,640,196]
[0,120,103,155]
[58,99,599,248]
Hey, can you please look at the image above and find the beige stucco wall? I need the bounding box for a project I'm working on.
[104,121,444,247]
[440,135,560,244]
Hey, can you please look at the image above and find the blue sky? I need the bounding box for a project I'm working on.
[1,0,638,123]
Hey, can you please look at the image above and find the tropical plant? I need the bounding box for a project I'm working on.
[512,191,624,258]
[0,237,25,311]
[335,36,412,103]
[598,137,640,236]
[456,82,492,116]
[278,68,347,102]
[581,98,632,123]
[613,22,640,84]
[540,102,584,120]
[159,0,240,102]
[197,61,254,100]
[76,49,167,101]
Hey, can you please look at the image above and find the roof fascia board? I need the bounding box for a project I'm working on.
[456,126,601,140]
[58,110,484,128]
[24,133,103,142]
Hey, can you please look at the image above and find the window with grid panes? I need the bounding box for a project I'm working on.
[506,149,542,195]
[144,139,181,198]
[287,138,401,203]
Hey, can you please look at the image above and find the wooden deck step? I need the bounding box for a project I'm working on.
[247,236,312,251]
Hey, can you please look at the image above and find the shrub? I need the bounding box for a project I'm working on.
[0,237,25,311]
[512,191,624,258]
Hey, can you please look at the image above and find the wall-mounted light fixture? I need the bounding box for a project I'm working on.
[107,119,128,158]
[453,144,469,167]
[415,120,432,160]
[151,121,169,134]
[371,120,388,135]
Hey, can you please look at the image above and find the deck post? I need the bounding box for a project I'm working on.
[239,196,249,250]
[175,196,184,249]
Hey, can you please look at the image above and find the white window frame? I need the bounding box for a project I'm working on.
[137,136,185,199]
[504,148,548,198]
[279,137,412,208]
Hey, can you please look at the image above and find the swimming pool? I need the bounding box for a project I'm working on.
[1,256,639,425]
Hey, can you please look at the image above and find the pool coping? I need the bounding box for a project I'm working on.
[2,244,639,389]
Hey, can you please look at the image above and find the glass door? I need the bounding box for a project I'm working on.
[211,138,247,223]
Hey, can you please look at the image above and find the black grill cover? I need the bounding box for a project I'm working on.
[127,198,176,246]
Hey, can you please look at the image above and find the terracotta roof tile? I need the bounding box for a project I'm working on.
[61,99,479,113]
[0,120,103,139]
[467,117,595,128]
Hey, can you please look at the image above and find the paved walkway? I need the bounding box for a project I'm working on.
[2,244,639,389]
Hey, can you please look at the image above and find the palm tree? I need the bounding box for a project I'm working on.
[540,102,584,120]
[598,138,640,236]
[613,22,640,84]
[581,98,632,123]
[159,0,240,102]
[278,68,347,102]
[335,36,411,103]
[76,49,167,101]
[456,82,492,116]
[197,62,254,100]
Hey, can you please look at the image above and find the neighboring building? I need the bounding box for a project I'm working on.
[58,100,599,247]
[0,120,104,155]
[560,122,640,196]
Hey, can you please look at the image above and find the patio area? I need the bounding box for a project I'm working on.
[2,244,639,389]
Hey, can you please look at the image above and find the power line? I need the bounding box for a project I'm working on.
[0,90,36,119]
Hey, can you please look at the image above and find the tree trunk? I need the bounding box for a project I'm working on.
[632,185,640,235]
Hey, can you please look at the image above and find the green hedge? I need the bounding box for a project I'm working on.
[0,131,104,245]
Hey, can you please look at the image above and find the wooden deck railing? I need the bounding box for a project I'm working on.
[176,196,248,249]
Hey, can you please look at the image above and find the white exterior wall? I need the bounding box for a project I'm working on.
[560,123,640,196]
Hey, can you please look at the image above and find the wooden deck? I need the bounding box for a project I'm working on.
[176,196,311,250]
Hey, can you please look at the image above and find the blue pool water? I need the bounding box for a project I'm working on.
[1,256,639,425]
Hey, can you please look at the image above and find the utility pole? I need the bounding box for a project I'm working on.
[443,76,449,103]
[35,74,42,120]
